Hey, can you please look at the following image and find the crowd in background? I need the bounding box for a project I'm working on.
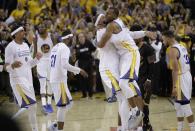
[0,0,195,101]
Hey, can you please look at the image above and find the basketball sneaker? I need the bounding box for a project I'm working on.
[47,104,54,113]
[128,110,144,129]
[42,105,49,115]
[48,122,57,131]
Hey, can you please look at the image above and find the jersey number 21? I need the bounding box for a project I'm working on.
[51,54,56,67]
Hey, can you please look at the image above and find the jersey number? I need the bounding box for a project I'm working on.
[51,54,56,67]
[184,54,190,64]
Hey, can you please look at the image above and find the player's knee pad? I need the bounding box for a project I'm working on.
[119,79,135,99]
[39,78,47,94]
[57,107,67,122]
[181,104,193,117]
[174,102,184,118]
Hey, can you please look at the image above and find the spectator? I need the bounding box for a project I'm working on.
[150,29,163,97]
[0,23,13,102]
[5,1,26,24]
[75,32,96,99]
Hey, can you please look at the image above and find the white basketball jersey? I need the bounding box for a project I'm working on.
[37,33,53,59]
[5,41,33,85]
[114,18,126,29]
[97,28,119,72]
[172,43,190,74]
[112,18,138,55]
[50,43,68,83]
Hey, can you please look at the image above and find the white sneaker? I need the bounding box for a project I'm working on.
[128,110,144,129]
[48,122,58,131]
[117,126,122,131]
[137,126,143,131]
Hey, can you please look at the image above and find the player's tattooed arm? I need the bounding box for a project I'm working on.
[97,23,114,48]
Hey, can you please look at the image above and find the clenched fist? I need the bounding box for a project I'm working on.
[11,61,22,69]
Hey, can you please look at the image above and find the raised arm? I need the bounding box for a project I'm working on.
[97,23,114,48]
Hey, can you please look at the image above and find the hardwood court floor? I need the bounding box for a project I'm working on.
[0,92,195,131]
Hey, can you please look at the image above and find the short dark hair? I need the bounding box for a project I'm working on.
[109,7,119,17]
[62,29,72,37]
[162,30,175,38]
[10,22,23,33]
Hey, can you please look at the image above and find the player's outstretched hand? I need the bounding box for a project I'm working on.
[145,31,157,39]
[11,61,22,69]
[80,69,88,78]
[36,52,42,60]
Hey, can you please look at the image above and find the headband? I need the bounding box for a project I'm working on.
[11,26,24,36]
[61,34,73,40]
[95,14,105,27]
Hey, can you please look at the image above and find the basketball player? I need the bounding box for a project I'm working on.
[5,23,42,131]
[95,13,153,130]
[48,30,88,131]
[33,22,54,114]
[95,14,127,131]
[97,7,145,129]
[163,30,195,131]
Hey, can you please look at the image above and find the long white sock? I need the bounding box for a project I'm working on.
[57,107,67,122]
[28,104,38,131]
[47,96,52,105]
[41,97,46,106]
[137,126,143,131]
[189,122,195,131]
[120,99,129,130]
[177,121,184,131]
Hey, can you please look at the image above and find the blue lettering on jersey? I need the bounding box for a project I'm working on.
[51,54,56,67]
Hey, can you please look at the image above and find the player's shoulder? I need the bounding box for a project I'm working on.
[5,40,15,50]
[55,42,69,50]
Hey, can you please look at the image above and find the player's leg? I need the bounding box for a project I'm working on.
[102,70,118,103]
[181,103,195,130]
[46,79,53,113]
[12,83,38,131]
[28,103,38,131]
[48,82,72,131]
[139,80,153,130]
[119,50,143,129]
[174,102,184,131]
[102,80,113,101]
[120,97,130,131]
[37,62,50,113]
[39,77,48,114]
[180,72,195,130]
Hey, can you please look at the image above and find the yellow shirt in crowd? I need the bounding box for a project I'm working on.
[80,0,97,14]
[10,9,25,20]
[28,0,46,19]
